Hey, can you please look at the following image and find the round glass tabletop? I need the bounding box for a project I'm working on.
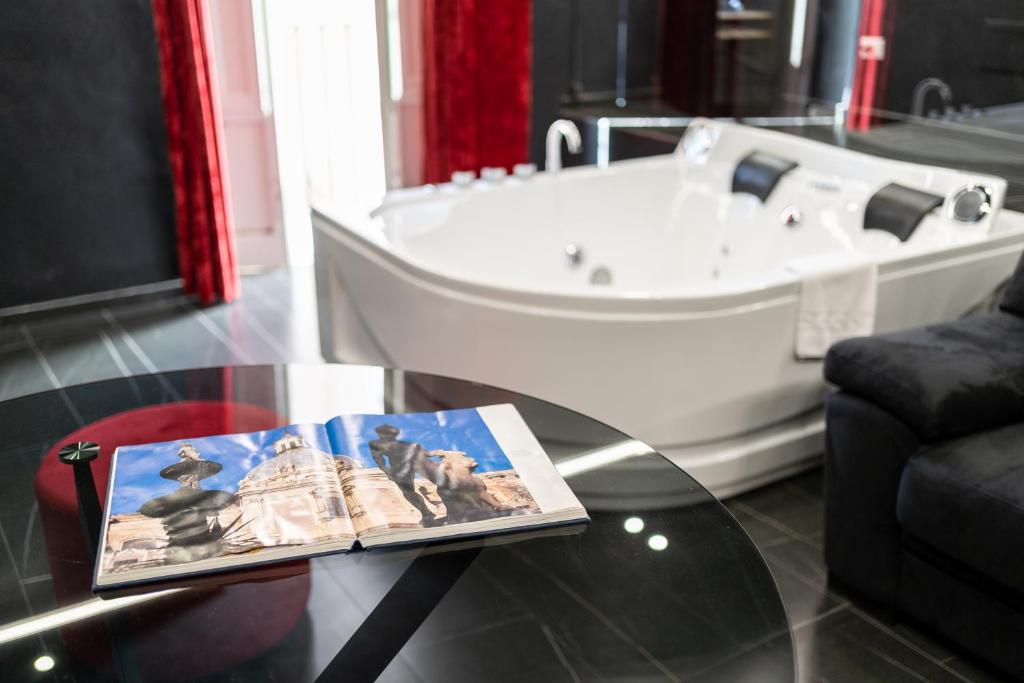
[0,364,793,681]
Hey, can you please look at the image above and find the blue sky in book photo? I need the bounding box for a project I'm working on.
[109,423,331,515]
[328,408,513,473]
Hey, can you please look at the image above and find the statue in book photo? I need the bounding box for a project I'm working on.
[422,449,515,524]
[139,442,244,565]
[368,424,440,526]
[366,423,524,526]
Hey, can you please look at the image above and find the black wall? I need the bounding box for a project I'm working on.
[810,0,861,105]
[530,0,661,166]
[884,0,1024,114]
[530,0,807,164]
[0,0,178,310]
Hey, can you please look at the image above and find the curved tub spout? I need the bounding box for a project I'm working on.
[546,119,582,173]
[911,77,953,118]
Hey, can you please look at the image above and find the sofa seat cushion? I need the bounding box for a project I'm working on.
[897,422,1024,595]
[824,312,1024,441]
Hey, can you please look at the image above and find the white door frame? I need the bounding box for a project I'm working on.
[207,0,287,269]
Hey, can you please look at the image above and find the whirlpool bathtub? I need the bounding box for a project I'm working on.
[313,119,1024,497]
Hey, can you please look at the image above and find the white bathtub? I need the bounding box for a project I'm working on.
[312,119,1024,497]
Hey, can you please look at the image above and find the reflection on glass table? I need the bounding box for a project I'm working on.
[0,365,793,681]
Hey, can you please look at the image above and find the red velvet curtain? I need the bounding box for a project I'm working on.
[151,0,238,304]
[423,0,532,184]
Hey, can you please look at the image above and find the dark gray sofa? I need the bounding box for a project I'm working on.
[823,256,1024,679]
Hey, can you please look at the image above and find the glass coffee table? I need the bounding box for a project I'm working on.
[0,364,793,681]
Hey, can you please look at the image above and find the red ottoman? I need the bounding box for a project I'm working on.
[35,400,312,680]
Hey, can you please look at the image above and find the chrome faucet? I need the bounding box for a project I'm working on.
[911,78,953,118]
[545,119,582,173]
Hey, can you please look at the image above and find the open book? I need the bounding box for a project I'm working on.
[94,404,587,590]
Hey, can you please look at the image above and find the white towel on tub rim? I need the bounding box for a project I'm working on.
[784,253,879,360]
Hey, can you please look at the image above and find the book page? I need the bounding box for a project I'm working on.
[474,404,582,514]
[97,423,354,585]
[325,406,551,538]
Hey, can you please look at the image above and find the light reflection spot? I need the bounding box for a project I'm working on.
[647,534,668,551]
[624,517,644,534]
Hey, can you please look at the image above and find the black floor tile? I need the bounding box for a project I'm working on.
[730,469,825,545]
[758,538,845,629]
[0,323,26,351]
[946,655,1012,683]
[110,302,246,371]
[0,521,31,621]
[102,291,195,323]
[239,270,291,303]
[198,300,290,365]
[724,503,790,546]
[0,347,55,403]
[793,608,968,682]
[0,505,51,582]
[761,537,829,590]
[400,618,600,683]
[22,575,58,615]
[1,270,319,405]
[825,574,949,659]
[768,558,845,630]
[241,269,322,364]
[845,606,977,678]
[0,628,80,682]
[784,467,824,502]
[23,307,110,345]
[34,332,126,389]
[101,325,156,377]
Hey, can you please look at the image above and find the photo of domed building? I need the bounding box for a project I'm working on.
[234,432,354,545]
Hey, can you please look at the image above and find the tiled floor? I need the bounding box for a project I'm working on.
[0,268,1011,682]
[0,269,322,404]
[727,472,1007,682]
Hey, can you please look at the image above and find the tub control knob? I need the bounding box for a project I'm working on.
[949,185,992,223]
[780,206,802,227]
[564,244,584,267]
[451,170,476,187]
[513,163,537,178]
[590,266,612,285]
[480,166,508,182]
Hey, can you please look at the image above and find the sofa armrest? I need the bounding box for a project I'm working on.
[823,312,1024,442]
[825,392,921,606]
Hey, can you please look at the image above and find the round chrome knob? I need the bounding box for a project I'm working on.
[513,162,537,178]
[949,185,992,223]
[480,166,508,182]
[451,170,476,187]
